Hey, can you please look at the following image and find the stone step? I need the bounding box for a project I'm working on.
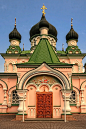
[25,118,64,121]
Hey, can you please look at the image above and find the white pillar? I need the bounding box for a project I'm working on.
[81,89,85,105]
[8,94,11,107]
[62,90,71,114]
[76,93,80,107]
[17,90,27,114]
[2,88,7,105]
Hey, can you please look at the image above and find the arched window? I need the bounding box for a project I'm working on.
[12,90,19,104]
[9,63,13,72]
[70,90,76,104]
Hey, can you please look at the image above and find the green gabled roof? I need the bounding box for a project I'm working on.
[28,38,60,64]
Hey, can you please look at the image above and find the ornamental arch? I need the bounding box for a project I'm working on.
[18,63,70,90]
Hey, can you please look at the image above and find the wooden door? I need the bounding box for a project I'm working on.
[36,92,53,118]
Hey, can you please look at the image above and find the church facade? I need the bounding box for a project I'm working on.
[0,5,86,120]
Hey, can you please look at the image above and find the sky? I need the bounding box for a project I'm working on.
[0,0,86,72]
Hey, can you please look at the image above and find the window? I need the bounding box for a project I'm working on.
[70,90,76,104]
[12,90,19,104]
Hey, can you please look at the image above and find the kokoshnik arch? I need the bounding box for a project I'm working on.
[0,4,86,120]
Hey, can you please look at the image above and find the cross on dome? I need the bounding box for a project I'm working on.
[71,18,73,28]
[41,4,47,15]
[15,17,16,28]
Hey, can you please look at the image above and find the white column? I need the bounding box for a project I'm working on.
[62,90,71,114]
[76,93,80,107]
[17,90,27,114]
[8,94,11,107]
[81,89,85,105]
[2,88,7,105]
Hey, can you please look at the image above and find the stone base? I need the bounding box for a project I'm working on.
[16,114,27,120]
[61,114,77,121]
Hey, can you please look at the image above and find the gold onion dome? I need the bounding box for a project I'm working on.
[66,18,78,42]
[9,18,21,41]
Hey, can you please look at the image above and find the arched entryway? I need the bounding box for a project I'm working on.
[17,63,71,118]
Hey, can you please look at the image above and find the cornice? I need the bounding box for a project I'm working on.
[0,73,17,76]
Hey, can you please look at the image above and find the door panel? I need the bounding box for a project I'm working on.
[36,92,53,118]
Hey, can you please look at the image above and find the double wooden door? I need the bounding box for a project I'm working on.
[36,92,53,118]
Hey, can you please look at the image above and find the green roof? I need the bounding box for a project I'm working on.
[21,50,31,54]
[28,38,60,64]
[57,50,66,54]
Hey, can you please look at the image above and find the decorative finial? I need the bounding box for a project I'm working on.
[15,17,16,28]
[23,43,24,51]
[62,43,64,51]
[41,4,47,16]
[71,18,73,28]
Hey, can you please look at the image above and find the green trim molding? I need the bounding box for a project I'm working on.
[28,105,35,107]
[16,113,27,115]
[61,113,72,115]
[11,104,19,106]
[70,104,76,106]
[53,105,61,107]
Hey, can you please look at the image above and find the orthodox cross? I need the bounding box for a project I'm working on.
[15,17,16,28]
[71,18,73,28]
[41,4,47,15]
[62,43,64,51]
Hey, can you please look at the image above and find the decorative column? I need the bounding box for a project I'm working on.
[81,88,85,105]
[62,90,71,114]
[76,93,80,107]
[17,90,27,114]
[8,94,11,107]
[2,88,7,105]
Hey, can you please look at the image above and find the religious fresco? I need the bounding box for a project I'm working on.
[27,75,62,86]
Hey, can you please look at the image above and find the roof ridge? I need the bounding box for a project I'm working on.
[28,38,60,64]
[29,39,42,62]
[45,39,53,63]
[46,39,60,63]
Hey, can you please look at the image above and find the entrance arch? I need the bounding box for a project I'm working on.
[18,63,70,90]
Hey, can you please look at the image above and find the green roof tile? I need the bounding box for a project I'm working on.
[21,50,31,54]
[28,38,60,63]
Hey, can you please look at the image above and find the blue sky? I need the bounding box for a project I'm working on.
[0,0,86,72]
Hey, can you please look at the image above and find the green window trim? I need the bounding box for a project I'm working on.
[53,105,61,107]
[11,104,19,106]
[70,104,76,106]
